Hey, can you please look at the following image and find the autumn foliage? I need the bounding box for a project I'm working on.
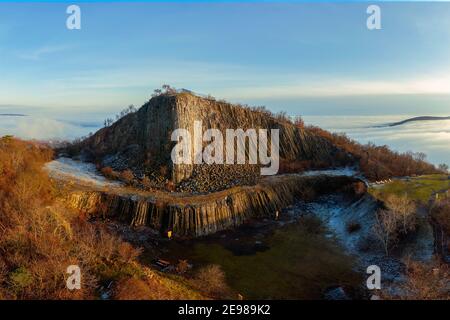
[0,138,154,299]
[306,126,438,181]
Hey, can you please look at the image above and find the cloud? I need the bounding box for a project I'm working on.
[305,115,450,165]
[2,53,450,109]
[0,116,97,140]
[18,45,72,61]
[219,73,450,99]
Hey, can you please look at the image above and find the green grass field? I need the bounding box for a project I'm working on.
[369,174,450,204]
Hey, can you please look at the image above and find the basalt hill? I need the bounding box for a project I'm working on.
[73,91,351,192]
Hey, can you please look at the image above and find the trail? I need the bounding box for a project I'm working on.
[45,157,123,188]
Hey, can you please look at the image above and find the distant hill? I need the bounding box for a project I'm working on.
[0,113,26,117]
[389,116,450,127]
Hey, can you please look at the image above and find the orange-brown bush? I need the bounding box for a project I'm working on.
[306,126,438,181]
[100,166,116,179]
[176,260,190,275]
[120,169,135,185]
[113,277,153,300]
[279,159,312,174]
[352,181,367,196]
[113,269,204,300]
[0,137,143,299]
[0,137,206,300]
[293,116,305,129]
[165,180,176,192]
[141,175,152,189]
[385,258,449,300]
[192,265,230,298]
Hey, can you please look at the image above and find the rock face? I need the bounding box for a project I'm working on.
[66,175,358,237]
[80,93,345,185]
[68,92,358,237]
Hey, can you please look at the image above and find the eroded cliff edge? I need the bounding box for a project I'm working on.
[60,91,359,237]
[64,174,361,237]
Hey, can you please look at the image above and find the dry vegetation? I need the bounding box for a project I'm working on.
[191,265,231,299]
[306,126,439,181]
[431,200,450,235]
[0,137,211,300]
[385,258,449,300]
[373,194,417,255]
[430,199,450,256]
[177,86,439,180]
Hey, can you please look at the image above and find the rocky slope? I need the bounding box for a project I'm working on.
[77,92,349,187]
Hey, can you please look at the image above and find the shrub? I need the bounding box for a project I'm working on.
[431,200,450,234]
[352,182,367,196]
[117,242,142,263]
[113,278,152,300]
[120,169,135,185]
[9,267,33,292]
[306,126,439,181]
[141,175,152,189]
[279,159,312,174]
[193,265,230,298]
[385,258,449,300]
[165,180,176,192]
[384,194,417,234]
[0,138,148,299]
[373,209,398,256]
[176,260,190,275]
[438,163,449,173]
[101,166,114,178]
[293,116,305,129]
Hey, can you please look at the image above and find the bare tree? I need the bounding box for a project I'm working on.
[438,163,449,173]
[152,88,162,97]
[413,152,427,162]
[162,84,177,94]
[293,115,305,128]
[373,209,398,256]
[104,118,114,127]
[384,194,416,234]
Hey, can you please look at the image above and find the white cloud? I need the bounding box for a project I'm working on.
[305,115,450,165]
[220,73,450,99]
[1,55,450,109]
[18,45,72,61]
[0,116,95,140]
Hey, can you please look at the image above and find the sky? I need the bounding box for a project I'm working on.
[0,2,449,116]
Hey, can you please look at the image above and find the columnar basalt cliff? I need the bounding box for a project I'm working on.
[62,91,362,237]
[78,92,349,186]
[66,175,360,237]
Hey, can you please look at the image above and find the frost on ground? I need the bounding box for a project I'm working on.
[45,157,123,188]
[293,193,435,286]
[298,167,369,186]
[300,167,357,178]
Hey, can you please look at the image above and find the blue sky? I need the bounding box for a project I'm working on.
[0,2,449,116]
